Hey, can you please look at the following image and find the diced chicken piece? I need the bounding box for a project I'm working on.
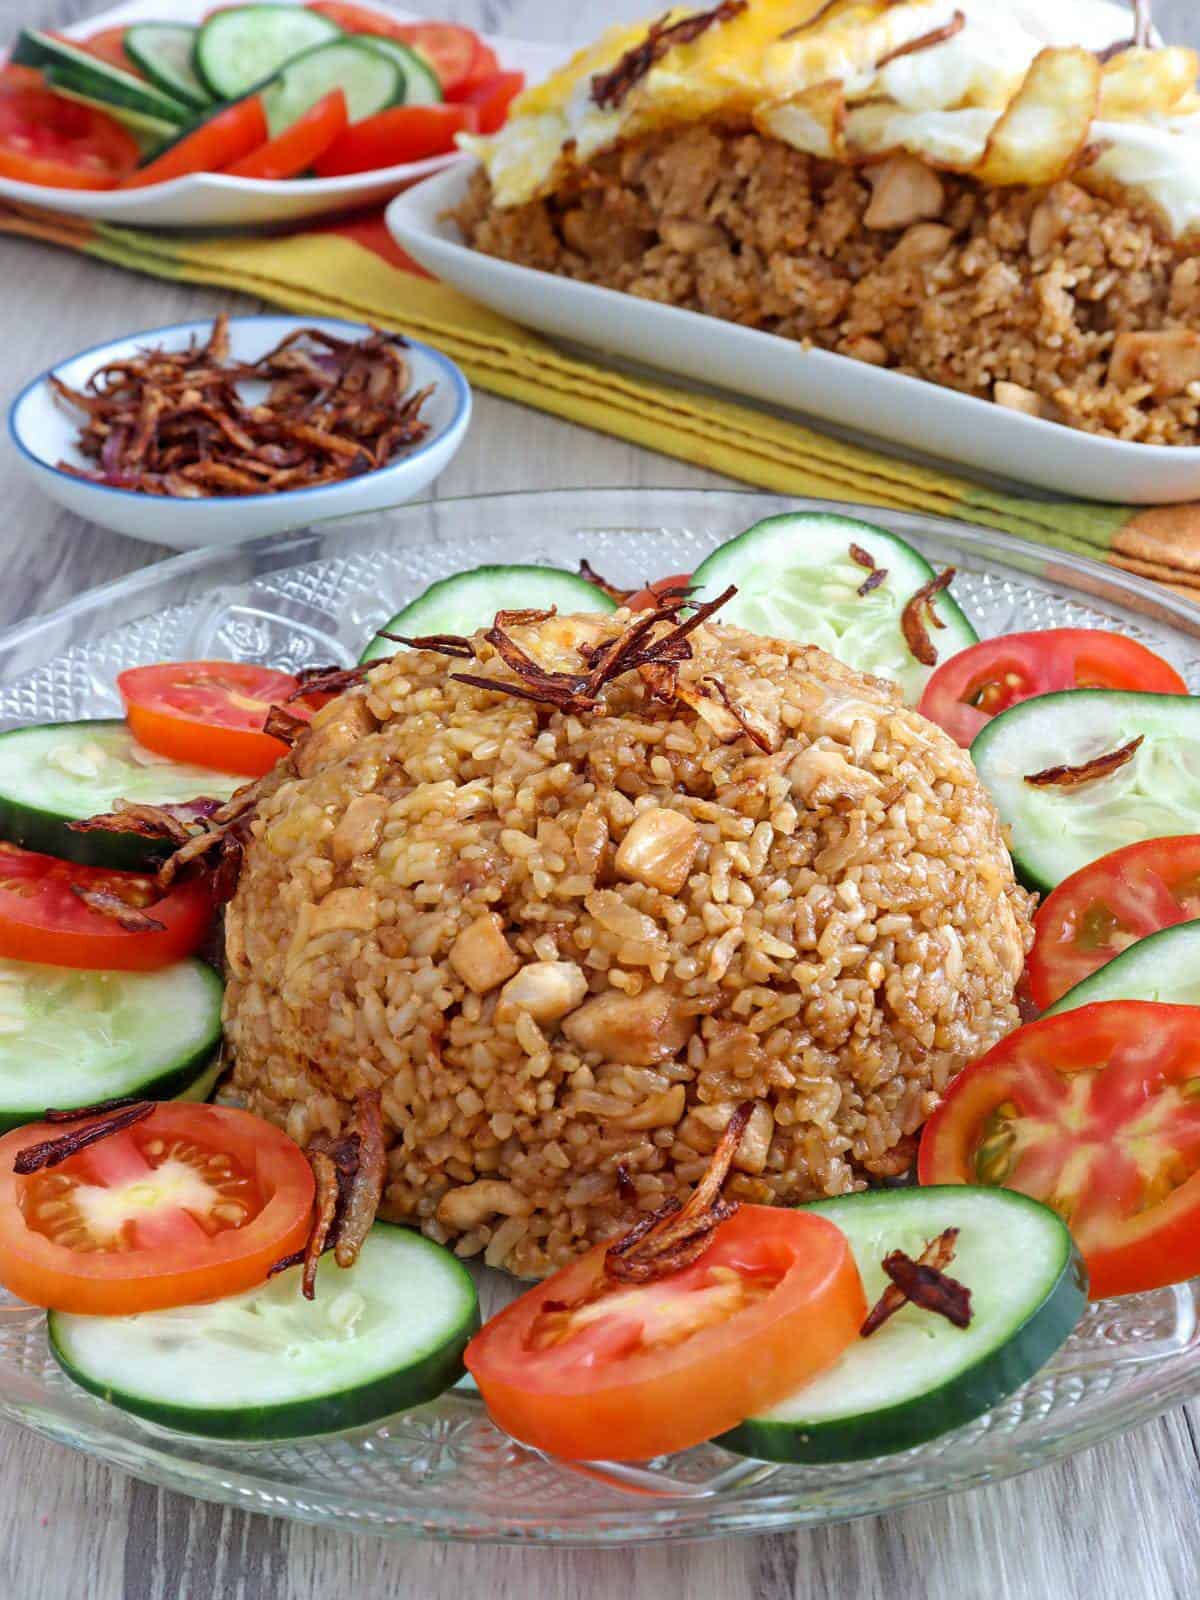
[309,886,378,937]
[994,381,1045,417]
[294,695,377,777]
[1109,330,1200,399]
[863,155,944,230]
[436,1179,532,1230]
[886,221,955,268]
[615,806,701,894]
[499,961,588,1027]
[331,793,388,864]
[789,745,882,806]
[1027,183,1088,258]
[659,217,725,253]
[620,1084,686,1130]
[562,985,696,1067]
[449,913,520,994]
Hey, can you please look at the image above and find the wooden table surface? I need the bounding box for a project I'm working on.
[3,0,1199,1594]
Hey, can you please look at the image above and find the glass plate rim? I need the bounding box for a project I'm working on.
[3,485,1200,1546]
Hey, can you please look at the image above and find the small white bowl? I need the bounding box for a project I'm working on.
[8,315,472,550]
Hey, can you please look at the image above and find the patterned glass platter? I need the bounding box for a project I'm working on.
[2,488,1200,1546]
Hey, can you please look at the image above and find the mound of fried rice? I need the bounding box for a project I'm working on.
[223,610,1034,1278]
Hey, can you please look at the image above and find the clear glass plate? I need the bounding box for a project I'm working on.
[2,487,1200,1547]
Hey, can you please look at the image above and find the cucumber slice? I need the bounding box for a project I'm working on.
[193,4,342,100]
[262,38,402,136]
[356,36,442,104]
[0,957,222,1131]
[124,24,211,111]
[360,566,618,662]
[12,29,190,121]
[39,72,182,151]
[49,1223,480,1440]
[971,690,1200,893]
[689,513,977,705]
[1045,920,1200,1014]
[0,721,239,871]
[720,1186,1085,1464]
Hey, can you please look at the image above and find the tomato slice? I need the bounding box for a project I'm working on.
[313,103,476,175]
[0,1103,314,1313]
[304,1,412,40]
[1027,836,1200,1009]
[918,1001,1200,1298]
[0,80,139,190]
[0,842,213,972]
[118,661,314,778]
[393,23,489,93]
[627,573,692,611]
[223,88,347,179]
[465,1205,864,1461]
[121,96,267,187]
[446,70,524,134]
[917,628,1188,747]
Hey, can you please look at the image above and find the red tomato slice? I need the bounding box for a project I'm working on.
[918,1001,1200,1298]
[223,88,347,179]
[393,23,488,92]
[304,1,412,40]
[0,842,213,972]
[465,1205,864,1461]
[76,25,142,75]
[313,103,476,176]
[121,96,267,188]
[0,81,139,190]
[627,573,692,611]
[447,70,524,134]
[917,628,1187,747]
[1027,836,1200,1010]
[0,1103,314,1313]
[118,661,314,778]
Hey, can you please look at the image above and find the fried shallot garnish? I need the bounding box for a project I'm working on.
[274,1091,387,1299]
[604,1101,752,1285]
[69,883,166,934]
[1024,735,1144,789]
[1097,0,1154,59]
[778,0,844,41]
[69,797,224,844]
[578,559,635,605]
[43,1096,142,1124]
[14,1101,154,1175]
[375,629,475,660]
[849,542,889,597]
[900,567,956,667]
[876,8,965,68]
[284,662,375,702]
[262,704,310,747]
[51,315,434,499]
[591,1,749,109]
[861,1227,972,1336]
[703,676,775,754]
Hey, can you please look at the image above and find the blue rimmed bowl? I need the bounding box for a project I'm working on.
[8,314,472,551]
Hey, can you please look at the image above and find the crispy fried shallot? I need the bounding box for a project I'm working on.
[861,1227,971,1336]
[14,1101,155,1175]
[778,0,845,42]
[849,542,889,597]
[900,567,956,667]
[43,1096,142,1124]
[261,704,310,747]
[375,629,476,660]
[704,677,775,753]
[51,315,434,499]
[69,883,166,934]
[604,1101,752,1285]
[578,559,635,605]
[276,1091,387,1299]
[1097,0,1155,59]
[1024,735,1144,789]
[69,797,224,844]
[284,662,375,703]
[876,8,965,68]
[591,1,748,109]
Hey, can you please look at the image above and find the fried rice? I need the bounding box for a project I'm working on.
[223,610,1034,1279]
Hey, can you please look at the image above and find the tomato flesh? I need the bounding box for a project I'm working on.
[76,25,141,75]
[303,6,492,93]
[119,661,314,777]
[313,104,477,176]
[465,1205,864,1460]
[0,842,213,972]
[627,573,692,611]
[917,628,1187,747]
[0,1104,314,1314]
[918,1001,1200,1298]
[1028,836,1200,1009]
[121,96,267,188]
[223,88,347,179]
[0,80,139,190]
[445,70,523,132]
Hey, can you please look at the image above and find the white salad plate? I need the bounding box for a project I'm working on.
[0,0,564,228]
[387,165,1200,506]
[1,487,1200,1544]
[7,313,472,549]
